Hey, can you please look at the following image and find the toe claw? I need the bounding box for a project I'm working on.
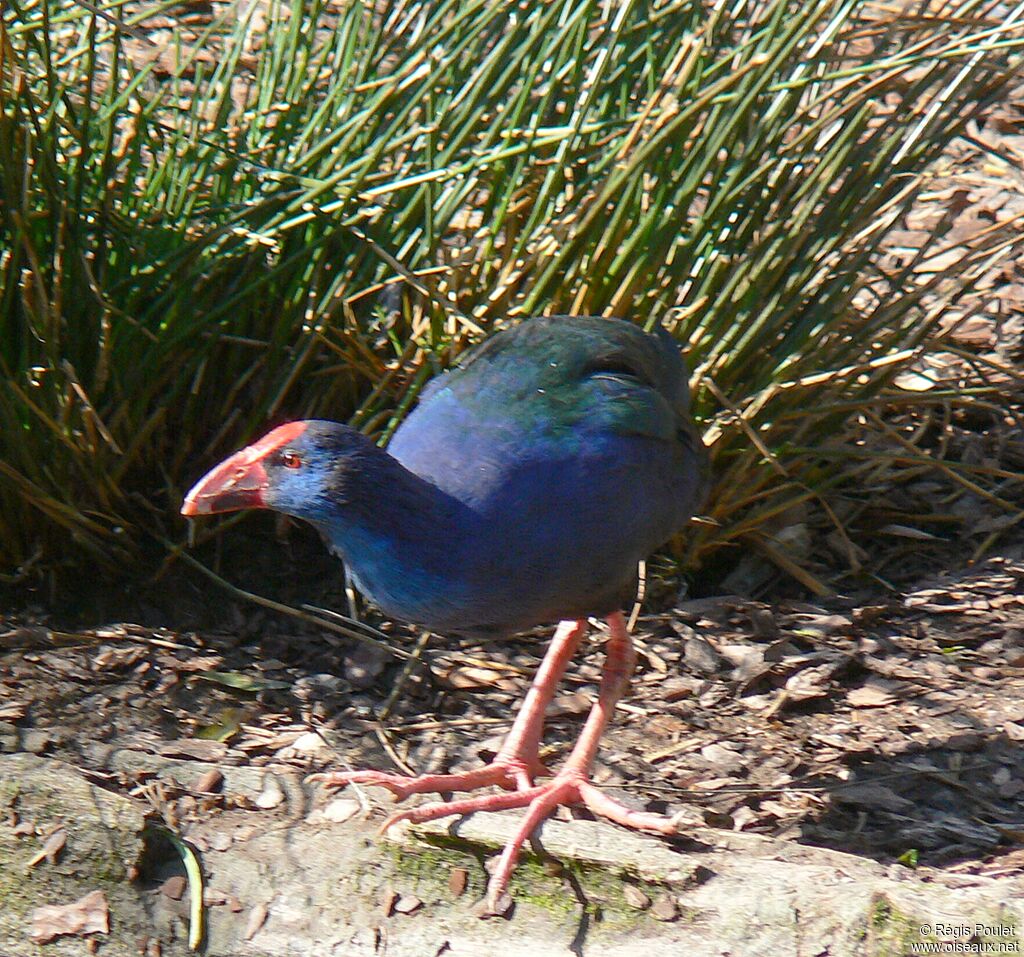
[481,887,513,919]
[378,810,412,834]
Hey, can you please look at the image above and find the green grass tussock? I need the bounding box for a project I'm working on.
[1,0,1022,583]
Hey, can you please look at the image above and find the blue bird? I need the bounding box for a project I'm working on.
[183,315,707,911]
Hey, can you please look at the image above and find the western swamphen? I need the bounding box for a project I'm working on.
[182,315,706,911]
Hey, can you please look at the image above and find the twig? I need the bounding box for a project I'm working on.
[374,723,415,776]
[389,716,511,733]
[627,560,646,632]
[378,630,432,722]
[159,537,414,661]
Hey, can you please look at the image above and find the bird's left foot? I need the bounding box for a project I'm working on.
[330,766,681,915]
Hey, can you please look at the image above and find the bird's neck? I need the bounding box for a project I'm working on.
[305,442,476,618]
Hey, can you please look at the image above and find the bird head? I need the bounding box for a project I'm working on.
[181,420,364,519]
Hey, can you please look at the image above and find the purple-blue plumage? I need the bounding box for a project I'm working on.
[184,316,707,637]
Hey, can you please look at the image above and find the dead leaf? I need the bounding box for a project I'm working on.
[879,524,939,541]
[195,708,243,743]
[30,890,109,944]
[847,683,898,708]
[196,671,289,691]
[834,783,914,812]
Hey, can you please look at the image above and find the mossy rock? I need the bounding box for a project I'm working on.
[0,753,190,956]
[4,754,1024,956]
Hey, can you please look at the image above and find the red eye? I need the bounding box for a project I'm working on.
[282,451,302,469]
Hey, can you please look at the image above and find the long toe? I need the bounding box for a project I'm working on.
[476,770,679,916]
[308,758,535,803]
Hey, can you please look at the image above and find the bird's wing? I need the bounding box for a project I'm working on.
[423,316,690,436]
[388,316,701,502]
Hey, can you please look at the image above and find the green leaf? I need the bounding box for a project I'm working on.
[194,707,245,741]
[896,848,919,869]
[195,672,291,692]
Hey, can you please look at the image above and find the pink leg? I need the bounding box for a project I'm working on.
[378,613,682,913]
[310,619,587,798]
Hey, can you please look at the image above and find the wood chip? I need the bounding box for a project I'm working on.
[781,664,835,702]
[442,665,507,690]
[208,832,233,852]
[834,783,914,812]
[913,246,967,273]
[847,684,898,708]
[156,739,229,761]
[286,732,327,754]
[321,799,359,824]
[26,828,66,868]
[623,884,651,910]
[393,894,423,915]
[650,895,678,921]
[472,891,512,918]
[194,769,224,794]
[684,636,725,675]
[0,700,29,721]
[244,903,268,940]
[254,774,285,809]
[160,875,187,900]
[448,867,468,897]
[381,886,399,917]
